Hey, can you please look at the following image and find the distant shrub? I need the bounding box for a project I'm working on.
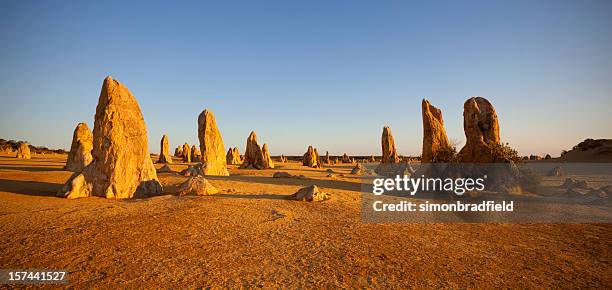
[491,142,520,163]
[432,145,457,163]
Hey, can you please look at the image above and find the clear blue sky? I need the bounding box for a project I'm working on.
[1,0,610,156]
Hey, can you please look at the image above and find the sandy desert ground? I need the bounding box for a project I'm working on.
[0,153,610,288]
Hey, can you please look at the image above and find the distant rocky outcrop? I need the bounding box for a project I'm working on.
[226,147,242,165]
[457,97,501,163]
[16,142,31,159]
[529,155,542,161]
[241,131,272,169]
[302,145,321,168]
[559,139,612,162]
[182,143,191,163]
[279,154,288,163]
[421,99,451,163]
[324,151,331,165]
[157,134,173,164]
[59,76,162,199]
[341,153,351,163]
[175,146,183,157]
[65,123,93,171]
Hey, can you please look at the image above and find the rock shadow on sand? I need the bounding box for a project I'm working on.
[0,179,62,197]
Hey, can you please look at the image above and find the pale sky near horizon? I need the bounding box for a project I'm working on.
[1,0,610,156]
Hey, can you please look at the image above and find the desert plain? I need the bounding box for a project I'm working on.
[0,152,610,288]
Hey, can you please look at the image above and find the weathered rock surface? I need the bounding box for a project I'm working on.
[421,99,451,163]
[291,185,330,202]
[177,176,219,196]
[226,147,242,165]
[59,76,162,199]
[241,131,268,169]
[182,143,191,163]
[381,126,400,164]
[65,123,93,171]
[458,97,501,163]
[302,145,320,168]
[15,142,31,159]
[157,134,173,164]
[324,151,331,165]
[261,143,275,169]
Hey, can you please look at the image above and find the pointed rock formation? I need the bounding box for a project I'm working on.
[376,126,414,176]
[182,143,191,163]
[65,123,93,171]
[191,144,202,161]
[314,148,323,168]
[381,126,400,163]
[175,146,183,157]
[15,142,31,159]
[59,76,162,199]
[226,147,242,165]
[302,145,321,168]
[279,154,288,163]
[324,151,331,165]
[261,143,275,169]
[197,109,229,176]
[241,131,268,169]
[342,153,351,163]
[457,97,501,163]
[421,99,452,163]
[157,135,173,164]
